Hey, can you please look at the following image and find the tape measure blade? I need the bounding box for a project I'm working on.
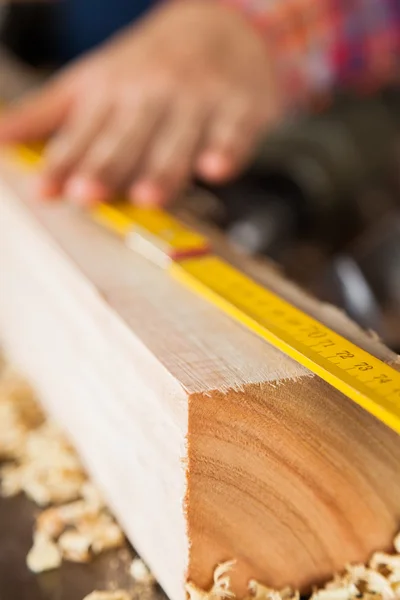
[12,142,44,168]
[171,255,400,435]
[126,205,209,254]
[91,203,134,237]
[93,202,210,259]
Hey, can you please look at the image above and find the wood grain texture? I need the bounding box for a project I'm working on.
[0,158,400,600]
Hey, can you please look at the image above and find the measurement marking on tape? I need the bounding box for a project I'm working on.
[171,255,400,434]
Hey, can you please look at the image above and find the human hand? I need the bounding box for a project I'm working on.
[0,1,279,207]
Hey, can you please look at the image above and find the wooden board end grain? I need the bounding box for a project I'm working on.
[0,157,400,600]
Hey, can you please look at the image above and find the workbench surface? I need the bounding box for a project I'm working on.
[0,494,166,600]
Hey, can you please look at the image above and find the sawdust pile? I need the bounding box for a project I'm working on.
[186,550,400,600]
[1,363,400,600]
[0,364,154,598]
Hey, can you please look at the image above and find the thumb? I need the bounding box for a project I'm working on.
[0,78,72,143]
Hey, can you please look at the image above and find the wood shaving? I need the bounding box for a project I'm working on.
[24,422,82,471]
[81,481,105,510]
[0,368,43,461]
[186,561,236,600]
[0,403,27,461]
[82,593,131,600]
[90,521,125,554]
[26,531,62,573]
[76,512,125,555]
[0,462,24,497]
[129,558,155,584]
[248,582,299,600]
[58,529,92,563]
[344,564,395,598]
[0,366,43,429]
[370,552,400,582]
[23,465,86,506]
[36,500,98,539]
[310,585,360,600]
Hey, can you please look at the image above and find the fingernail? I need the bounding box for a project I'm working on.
[196,152,232,181]
[65,176,108,207]
[130,181,165,207]
[33,176,62,200]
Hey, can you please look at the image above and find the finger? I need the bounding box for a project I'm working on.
[0,78,71,143]
[63,178,110,207]
[129,103,205,206]
[66,97,166,205]
[196,100,269,183]
[38,99,111,199]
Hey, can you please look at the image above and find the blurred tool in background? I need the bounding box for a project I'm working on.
[1,4,399,351]
[201,88,400,351]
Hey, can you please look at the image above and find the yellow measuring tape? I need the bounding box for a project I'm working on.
[7,142,400,435]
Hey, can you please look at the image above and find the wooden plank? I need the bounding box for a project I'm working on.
[0,156,400,600]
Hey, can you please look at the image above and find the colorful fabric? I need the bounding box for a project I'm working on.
[221,0,400,107]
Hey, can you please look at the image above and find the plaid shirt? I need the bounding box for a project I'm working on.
[221,0,400,108]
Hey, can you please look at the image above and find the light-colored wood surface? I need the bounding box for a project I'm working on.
[1,153,400,600]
